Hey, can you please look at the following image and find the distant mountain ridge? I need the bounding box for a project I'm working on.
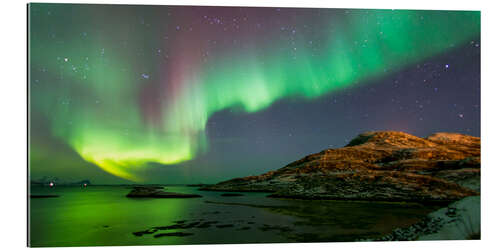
[201,131,480,203]
[30,177,91,186]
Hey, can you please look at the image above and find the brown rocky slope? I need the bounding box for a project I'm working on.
[201,131,480,203]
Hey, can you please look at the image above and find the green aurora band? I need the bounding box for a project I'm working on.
[29,6,480,181]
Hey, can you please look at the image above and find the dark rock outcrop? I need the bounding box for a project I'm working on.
[220,193,244,197]
[30,194,60,198]
[201,131,480,203]
[154,232,194,238]
[126,186,202,198]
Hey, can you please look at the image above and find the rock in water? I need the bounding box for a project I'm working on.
[30,194,60,198]
[126,186,202,198]
[220,193,244,197]
[154,232,194,238]
[201,131,480,203]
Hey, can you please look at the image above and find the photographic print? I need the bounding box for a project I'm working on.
[28,3,480,247]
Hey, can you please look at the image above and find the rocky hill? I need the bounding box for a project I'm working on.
[201,131,480,203]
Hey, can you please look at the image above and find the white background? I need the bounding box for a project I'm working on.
[1,0,499,249]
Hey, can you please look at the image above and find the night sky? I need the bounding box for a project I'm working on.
[28,4,480,184]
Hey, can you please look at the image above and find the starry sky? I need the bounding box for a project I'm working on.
[29,4,480,184]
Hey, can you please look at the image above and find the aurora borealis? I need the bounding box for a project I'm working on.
[29,4,480,183]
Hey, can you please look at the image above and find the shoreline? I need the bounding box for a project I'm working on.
[359,195,480,241]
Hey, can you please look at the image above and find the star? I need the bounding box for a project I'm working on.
[27,4,480,187]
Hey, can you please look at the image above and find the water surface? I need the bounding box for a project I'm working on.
[29,185,439,247]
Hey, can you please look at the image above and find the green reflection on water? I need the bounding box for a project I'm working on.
[29,186,440,246]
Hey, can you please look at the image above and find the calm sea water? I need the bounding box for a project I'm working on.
[29,186,438,247]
